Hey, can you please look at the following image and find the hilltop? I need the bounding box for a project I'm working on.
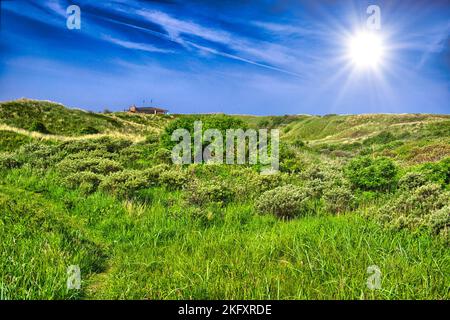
[1,99,448,166]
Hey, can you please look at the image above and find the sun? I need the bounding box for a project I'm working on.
[347,31,385,69]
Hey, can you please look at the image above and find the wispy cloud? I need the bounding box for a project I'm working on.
[134,9,304,76]
[136,9,232,45]
[101,34,174,53]
[46,0,66,17]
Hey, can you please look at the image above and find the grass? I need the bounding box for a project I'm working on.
[1,168,448,300]
[0,99,449,300]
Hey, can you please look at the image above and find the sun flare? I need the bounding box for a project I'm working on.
[348,31,385,69]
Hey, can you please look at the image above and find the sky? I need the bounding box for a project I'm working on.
[0,0,449,115]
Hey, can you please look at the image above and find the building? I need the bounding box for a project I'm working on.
[128,105,168,114]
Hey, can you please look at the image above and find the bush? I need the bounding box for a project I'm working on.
[398,172,428,190]
[227,168,286,199]
[255,184,311,218]
[0,152,22,169]
[185,179,234,206]
[378,183,449,231]
[154,148,173,164]
[417,157,450,187]
[323,185,356,214]
[345,156,398,191]
[118,146,143,163]
[363,131,396,145]
[56,157,123,176]
[99,170,149,198]
[301,164,349,197]
[16,143,63,169]
[141,164,170,185]
[63,172,104,194]
[79,126,100,135]
[426,205,449,236]
[30,121,50,134]
[159,169,189,190]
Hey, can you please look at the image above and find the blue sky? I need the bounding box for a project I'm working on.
[0,0,448,114]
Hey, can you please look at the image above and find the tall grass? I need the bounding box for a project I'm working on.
[1,169,448,300]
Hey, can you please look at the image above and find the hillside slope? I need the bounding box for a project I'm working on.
[0,99,170,137]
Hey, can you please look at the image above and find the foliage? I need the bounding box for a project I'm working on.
[79,126,100,135]
[0,130,33,152]
[378,183,450,233]
[1,100,450,299]
[323,185,356,214]
[158,168,189,190]
[63,171,104,194]
[30,121,50,134]
[345,156,398,191]
[99,170,149,198]
[363,131,396,145]
[56,157,123,176]
[185,179,234,206]
[256,184,311,218]
[398,172,428,190]
[0,152,22,170]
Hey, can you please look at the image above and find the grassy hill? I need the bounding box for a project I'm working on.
[0,99,171,137]
[0,99,449,300]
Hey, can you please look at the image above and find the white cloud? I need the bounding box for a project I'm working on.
[46,0,66,17]
[101,34,173,53]
[133,9,309,73]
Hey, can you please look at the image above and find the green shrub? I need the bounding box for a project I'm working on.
[301,164,349,197]
[30,121,50,134]
[323,185,356,214]
[99,170,149,198]
[228,168,286,199]
[154,148,172,164]
[141,164,170,185]
[118,146,143,163]
[185,179,234,206]
[161,115,246,151]
[56,157,123,176]
[63,171,104,194]
[378,183,449,231]
[145,135,159,144]
[159,169,189,190]
[255,184,311,218]
[0,130,33,152]
[417,157,450,187]
[16,143,63,169]
[65,149,118,161]
[79,126,100,135]
[97,137,133,153]
[0,152,22,169]
[363,131,396,145]
[345,156,398,191]
[426,205,449,237]
[398,172,428,190]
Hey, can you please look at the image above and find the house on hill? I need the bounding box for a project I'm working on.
[128,105,168,114]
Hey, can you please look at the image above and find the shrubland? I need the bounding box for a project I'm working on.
[0,99,449,299]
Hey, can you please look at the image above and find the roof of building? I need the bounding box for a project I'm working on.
[131,106,168,112]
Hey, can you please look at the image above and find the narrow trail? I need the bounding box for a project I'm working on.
[0,123,147,143]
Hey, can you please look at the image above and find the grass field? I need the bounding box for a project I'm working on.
[0,99,449,300]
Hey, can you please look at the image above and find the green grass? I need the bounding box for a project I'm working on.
[0,130,33,152]
[1,168,448,300]
[0,99,449,300]
[0,99,170,137]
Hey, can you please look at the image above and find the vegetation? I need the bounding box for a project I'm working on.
[0,99,449,300]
